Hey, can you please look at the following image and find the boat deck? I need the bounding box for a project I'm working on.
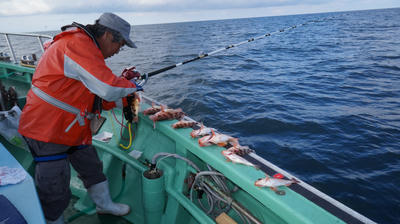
[0,58,376,224]
[65,196,131,224]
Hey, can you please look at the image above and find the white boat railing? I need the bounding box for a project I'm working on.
[0,32,52,64]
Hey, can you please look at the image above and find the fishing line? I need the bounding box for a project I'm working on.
[137,16,335,86]
[119,122,133,149]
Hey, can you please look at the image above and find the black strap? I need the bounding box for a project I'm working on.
[61,22,101,49]
[30,144,90,163]
[33,154,67,162]
[92,95,102,115]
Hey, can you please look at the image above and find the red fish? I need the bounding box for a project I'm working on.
[131,93,140,123]
[254,175,299,195]
[149,106,185,128]
[221,150,258,168]
[142,102,161,115]
[226,145,254,156]
[198,130,238,147]
[190,123,216,138]
[172,120,197,129]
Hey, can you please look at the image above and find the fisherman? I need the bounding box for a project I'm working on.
[18,13,141,224]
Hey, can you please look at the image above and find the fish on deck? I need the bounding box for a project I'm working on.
[221,150,259,169]
[142,102,162,115]
[198,130,238,147]
[190,124,216,138]
[172,120,197,129]
[226,145,254,156]
[149,106,185,128]
[254,175,299,195]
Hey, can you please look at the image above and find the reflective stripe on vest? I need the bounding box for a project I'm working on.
[31,85,95,132]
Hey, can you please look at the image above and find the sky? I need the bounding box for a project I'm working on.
[0,0,399,32]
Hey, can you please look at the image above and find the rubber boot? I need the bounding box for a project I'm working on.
[87,180,130,216]
[46,214,64,224]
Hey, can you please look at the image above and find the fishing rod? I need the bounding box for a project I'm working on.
[136,16,334,86]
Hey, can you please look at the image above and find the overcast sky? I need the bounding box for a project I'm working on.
[0,0,399,32]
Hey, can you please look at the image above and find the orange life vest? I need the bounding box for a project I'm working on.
[19,27,136,146]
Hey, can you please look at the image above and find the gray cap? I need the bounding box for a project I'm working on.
[98,12,136,48]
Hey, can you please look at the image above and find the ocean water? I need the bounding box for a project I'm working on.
[3,7,399,223]
[122,8,400,224]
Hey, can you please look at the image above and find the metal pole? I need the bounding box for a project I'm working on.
[37,36,45,53]
[4,34,17,64]
[0,32,52,63]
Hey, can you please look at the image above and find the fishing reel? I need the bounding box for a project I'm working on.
[20,54,37,67]
[0,52,11,62]
[128,72,148,88]
[136,73,148,87]
[122,66,148,88]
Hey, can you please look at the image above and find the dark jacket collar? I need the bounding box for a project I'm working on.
[61,22,100,49]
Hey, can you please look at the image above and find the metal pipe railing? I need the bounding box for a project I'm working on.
[4,34,17,64]
[0,32,52,63]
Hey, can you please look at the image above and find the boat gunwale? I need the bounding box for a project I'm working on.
[140,94,376,224]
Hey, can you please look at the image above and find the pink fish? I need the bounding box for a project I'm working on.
[221,150,258,168]
[198,129,238,147]
[190,124,216,138]
[254,175,299,194]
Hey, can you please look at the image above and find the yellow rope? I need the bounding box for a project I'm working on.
[119,123,133,150]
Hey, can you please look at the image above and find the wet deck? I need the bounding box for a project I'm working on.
[65,196,132,224]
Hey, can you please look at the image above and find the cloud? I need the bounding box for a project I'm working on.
[0,0,51,16]
[1,0,399,17]
[1,0,399,32]
[0,0,329,16]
